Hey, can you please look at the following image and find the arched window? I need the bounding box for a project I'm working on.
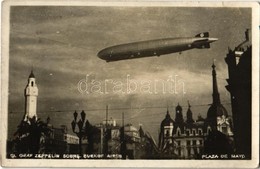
[31,81,34,86]
[166,130,170,137]
[207,126,212,135]
[192,129,196,136]
[177,127,181,136]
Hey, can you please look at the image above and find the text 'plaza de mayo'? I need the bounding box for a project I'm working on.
[7,30,251,159]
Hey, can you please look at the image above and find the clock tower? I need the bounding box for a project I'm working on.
[24,70,38,119]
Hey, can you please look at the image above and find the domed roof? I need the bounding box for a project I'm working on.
[207,104,228,119]
[161,110,174,127]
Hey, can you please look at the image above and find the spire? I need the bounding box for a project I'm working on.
[186,101,194,124]
[29,70,35,78]
[212,61,221,105]
[207,62,228,126]
[175,103,184,124]
[166,107,170,119]
[139,124,145,138]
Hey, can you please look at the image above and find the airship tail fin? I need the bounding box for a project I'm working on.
[195,32,209,38]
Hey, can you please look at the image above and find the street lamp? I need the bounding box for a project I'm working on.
[71,110,86,157]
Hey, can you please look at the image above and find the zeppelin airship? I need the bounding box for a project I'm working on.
[97,32,218,62]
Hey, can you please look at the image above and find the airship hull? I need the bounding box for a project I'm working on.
[97,33,218,62]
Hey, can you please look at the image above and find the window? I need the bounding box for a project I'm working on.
[207,127,212,135]
[187,140,190,146]
[222,126,228,134]
[31,81,34,86]
[186,129,190,136]
[193,140,197,146]
[198,129,203,135]
[192,129,196,135]
[187,148,191,156]
[166,130,170,137]
[177,128,181,136]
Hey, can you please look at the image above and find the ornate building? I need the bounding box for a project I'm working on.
[158,103,205,159]
[158,63,234,159]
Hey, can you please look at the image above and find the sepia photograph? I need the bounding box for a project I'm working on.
[1,1,259,168]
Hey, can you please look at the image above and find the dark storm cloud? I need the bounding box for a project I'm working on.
[8,6,251,141]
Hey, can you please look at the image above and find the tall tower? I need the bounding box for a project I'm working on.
[206,63,230,133]
[211,63,221,105]
[24,70,38,119]
[204,63,234,155]
[158,108,175,151]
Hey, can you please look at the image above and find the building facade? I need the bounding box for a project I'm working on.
[225,29,252,158]
[158,63,234,159]
[159,104,205,159]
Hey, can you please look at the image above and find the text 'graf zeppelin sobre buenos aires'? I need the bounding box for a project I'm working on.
[97,32,218,62]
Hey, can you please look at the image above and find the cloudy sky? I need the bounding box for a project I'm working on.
[8,6,251,141]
